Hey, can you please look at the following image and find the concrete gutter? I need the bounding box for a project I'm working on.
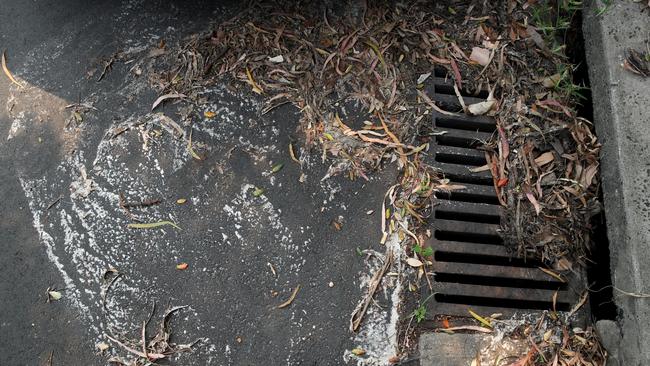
[582,1,650,365]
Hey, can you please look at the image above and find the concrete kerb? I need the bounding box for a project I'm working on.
[582,1,650,365]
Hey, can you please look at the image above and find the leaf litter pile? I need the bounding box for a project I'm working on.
[147,0,606,363]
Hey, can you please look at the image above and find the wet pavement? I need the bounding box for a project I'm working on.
[0,1,401,365]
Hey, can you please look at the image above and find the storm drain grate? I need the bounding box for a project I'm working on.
[421,71,584,317]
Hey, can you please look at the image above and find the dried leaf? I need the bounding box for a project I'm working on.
[469,164,491,173]
[268,55,284,63]
[204,111,216,118]
[417,89,459,116]
[106,335,166,360]
[555,257,573,271]
[469,47,490,66]
[277,285,300,308]
[442,325,492,333]
[187,130,202,160]
[542,73,561,88]
[289,142,300,163]
[176,198,187,204]
[534,151,555,166]
[568,291,588,317]
[128,221,181,230]
[365,40,386,70]
[48,291,62,301]
[526,26,547,51]
[96,342,110,352]
[467,100,495,115]
[351,348,366,356]
[526,192,541,215]
[406,257,423,267]
[582,164,598,188]
[416,72,431,84]
[543,329,553,342]
[449,58,462,88]
[245,67,263,94]
[176,262,189,270]
[151,93,186,111]
[468,308,492,328]
[388,355,401,363]
[2,50,24,88]
[539,267,566,283]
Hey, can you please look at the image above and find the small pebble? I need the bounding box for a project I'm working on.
[328,281,334,288]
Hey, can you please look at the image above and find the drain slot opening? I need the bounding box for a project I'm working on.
[434,85,490,100]
[434,230,502,245]
[436,135,486,149]
[435,152,486,166]
[587,208,617,320]
[435,210,500,225]
[438,173,493,186]
[435,191,500,205]
[435,251,540,268]
[434,294,571,311]
[435,117,495,133]
[434,273,567,290]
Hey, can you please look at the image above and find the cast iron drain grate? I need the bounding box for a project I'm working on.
[421,72,584,317]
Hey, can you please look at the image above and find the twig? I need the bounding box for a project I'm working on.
[121,198,161,209]
[277,285,301,308]
[439,325,492,333]
[46,196,62,210]
[591,284,650,298]
[2,49,24,88]
[141,321,148,361]
[101,269,122,310]
[417,89,460,116]
[350,248,394,331]
[614,287,650,298]
[97,56,115,82]
[118,193,134,221]
[106,334,165,360]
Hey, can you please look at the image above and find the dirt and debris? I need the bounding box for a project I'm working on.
[3,0,611,363]
[139,0,607,363]
[474,312,606,366]
[624,47,650,77]
[105,305,202,366]
[148,0,602,268]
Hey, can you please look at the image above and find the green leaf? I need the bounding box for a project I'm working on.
[414,305,426,323]
[271,163,284,173]
[413,245,422,254]
[253,187,265,197]
[128,221,181,230]
[422,247,433,257]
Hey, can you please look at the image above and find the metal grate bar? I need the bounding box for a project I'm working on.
[422,73,584,318]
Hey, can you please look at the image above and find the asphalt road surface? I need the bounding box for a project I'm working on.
[0,1,401,365]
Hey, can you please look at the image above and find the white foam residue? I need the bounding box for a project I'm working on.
[7,111,26,140]
[18,177,91,318]
[221,184,305,272]
[344,233,405,366]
